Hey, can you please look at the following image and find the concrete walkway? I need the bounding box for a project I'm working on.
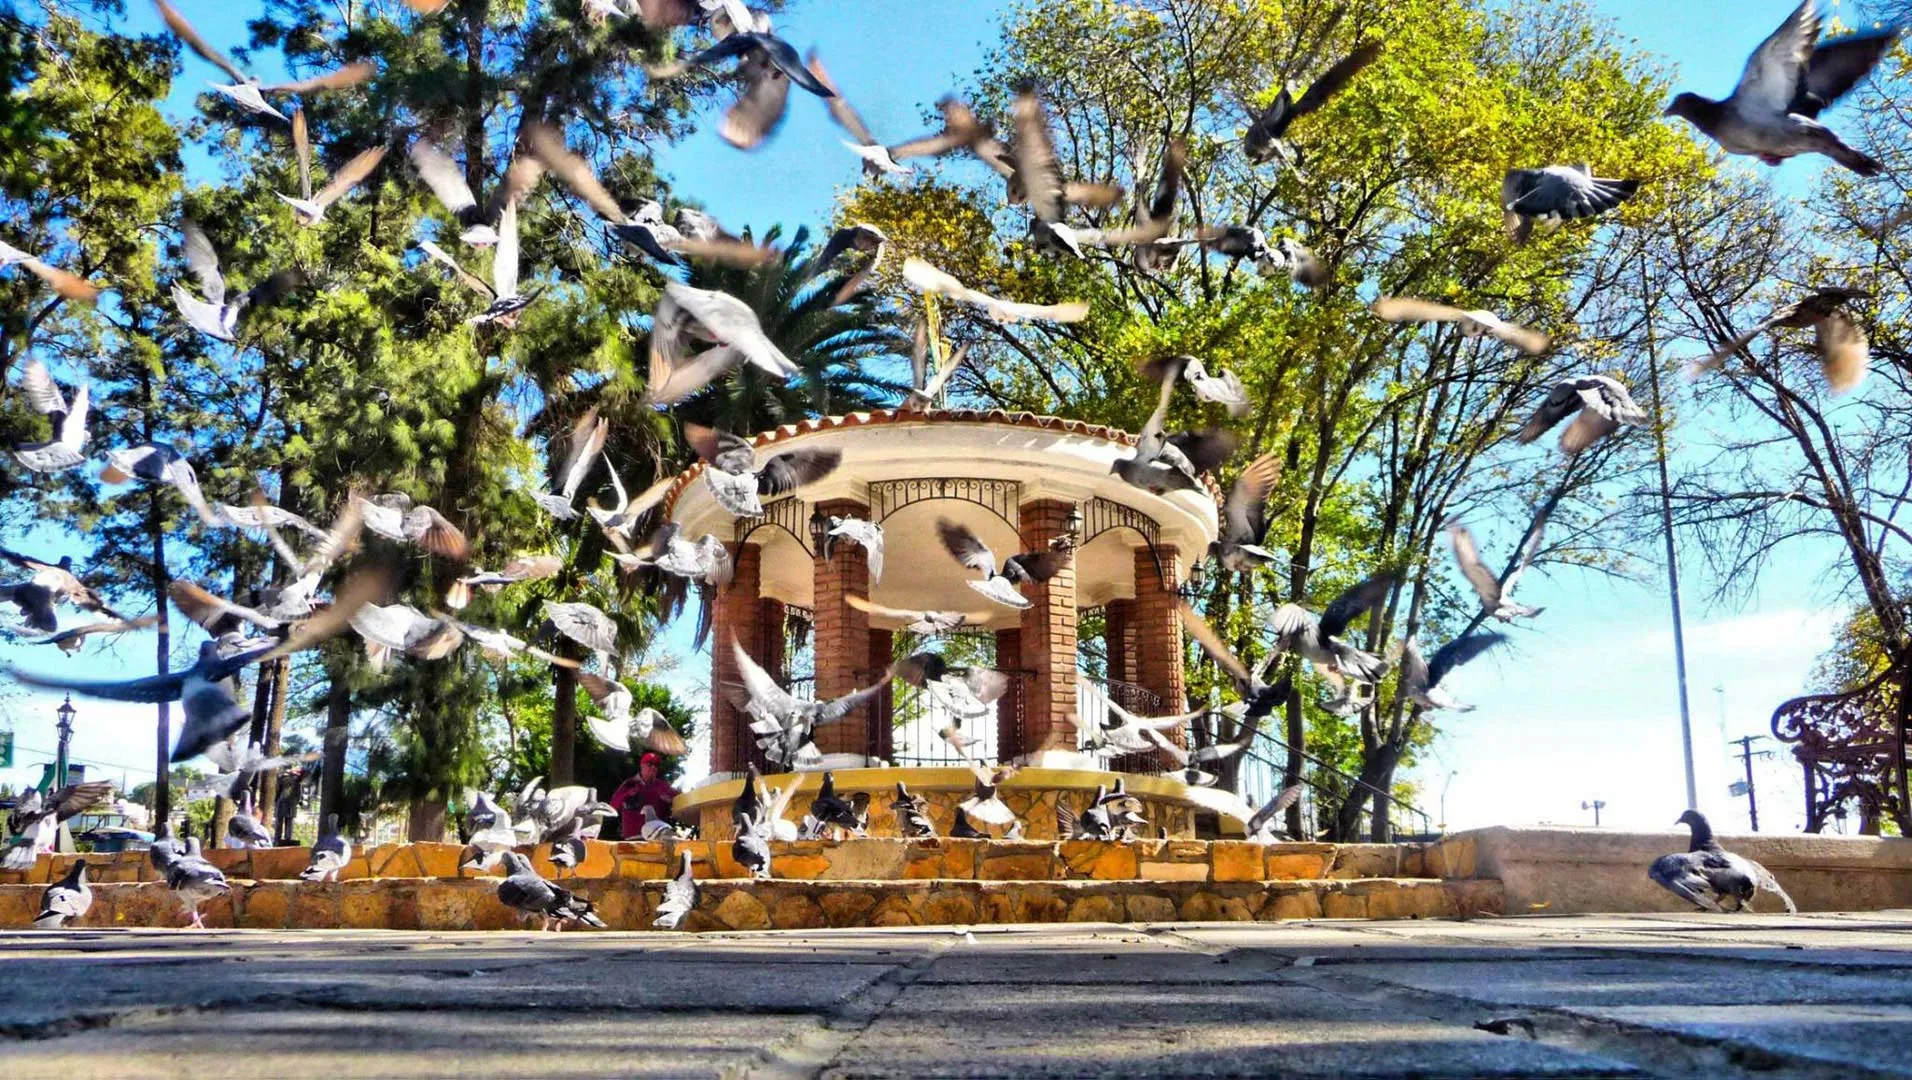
[5,912,1912,1078]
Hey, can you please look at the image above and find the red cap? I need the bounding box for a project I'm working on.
[640,752,662,766]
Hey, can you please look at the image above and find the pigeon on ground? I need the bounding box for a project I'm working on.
[1516,375,1649,455]
[902,257,1089,324]
[958,763,1018,829]
[891,782,936,838]
[542,601,619,665]
[3,783,113,870]
[457,809,518,875]
[1244,39,1383,166]
[152,0,372,121]
[647,283,800,405]
[408,137,540,247]
[1663,1,1899,176]
[581,672,691,756]
[653,849,699,929]
[278,110,386,225]
[1399,632,1506,713]
[496,851,606,931]
[1371,296,1550,355]
[300,813,352,883]
[514,780,617,847]
[936,518,1070,611]
[637,804,691,841]
[1266,573,1397,685]
[844,595,992,635]
[225,794,274,849]
[1244,784,1305,843]
[0,237,102,303]
[1500,166,1640,243]
[1209,451,1284,573]
[733,764,803,842]
[686,424,843,518]
[10,358,89,472]
[352,492,470,560]
[101,442,223,526]
[33,859,91,928]
[808,772,870,837]
[727,639,887,768]
[822,516,884,583]
[419,201,539,327]
[548,830,587,875]
[171,220,304,342]
[733,811,773,880]
[1650,809,1797,913]
[1446,512,1548,623]
[949,806,984,839]
[1697,286,1871,393]
[163,836,231,929]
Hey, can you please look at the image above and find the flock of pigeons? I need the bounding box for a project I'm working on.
[2,0,1894,928]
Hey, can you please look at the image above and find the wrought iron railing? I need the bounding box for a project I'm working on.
[1234,733,1435,842]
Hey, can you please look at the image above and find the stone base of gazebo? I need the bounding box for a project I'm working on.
[675,766,1208,841]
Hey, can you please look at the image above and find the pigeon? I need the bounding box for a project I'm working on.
[351,492,470,560]
[891,782,936,838]
[408,137,540,247]
[163,836,231,929]
[1244,784,1305,843]
[1371,296,1550,355]
[1697,286,1871,393]
[882,96,998,171]
[101,442,223,526]
[587,457,679,541]
[937,518,1071,611]
[653,849,699,929]
[0,237,102,303]
[526,410,607,522]
[902,257,1089,324]
[733,810,773,879]
[822,516,884,583]
[1055,799,1110,840]
[1663,1,1899,176]
[33,859,91,928]
[496,851,605,930]
[1000,86,1125,243]
[890,652,1012,716]
[844,595,992,635]
[806,53,914,177]
[1447,512,1548,623]
[226,794,274,849]
[542,601,619,664]
[3,783,112,870]
[278,110,386,226]
[1266,573,1397,685]
[1144,354,1248,418]
[1088,699,1199,755]
[808,772,871,837]
[1114,371,1237,495]
[1515,375,1649,455]
[580,671,691,756]
[152,0,372,121]
[1650,809,1797,913]
[1209,451,1284,573]
[1500,166,1640,243]
[1244,40,1383,166]
[446,554,564,611]
[216,500,328,541]
[419,201,539,326]
[636,805,689,841]
[171,579,294,640]
[247,497,365,621]
[685,423,843,518]
[626,523,734,589]
[21,614,158,654]
[902,321,969,412]
[664,21,835,149]
[734,765,805,844]
[948,806,984,839]
[726,638,887,768]
[548,831,587,874]
[514,780,617,847]
[10,358,89,472]
[647,283,799,405]
[1177,602,1296,722]
[171,220,304,342]
[300,813,352,883]
[0,549,126,626]
[1399,632,1506,712]
[1145,713,1265,788]
[350,603,464,670]
[958,763,1017,828]
[1196,226,1326,287]
[458,810,519,874]
[813,223,889,304]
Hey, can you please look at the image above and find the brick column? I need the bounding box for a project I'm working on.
[1017,500,1079,756]
[812,498,873,758]
[1104,599,1135,685]
[869,628,894,762]
[710,542,762,775]
[1132,544,1189,767]
[995,627,1023,759]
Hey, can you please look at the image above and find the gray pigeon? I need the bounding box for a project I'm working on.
[1244,40,1383,165]
[1649,810,1797,913]
[496,851,606,931]
[225,794,274,849]
[1500,166,1640,243]
[165,836,231,929]
[1244,784,1305,843]
[10,359,89,473]
[727,639,888,769]
[4,783,112,870]
[936,518,1070,610]
[1446,512,1548,623]
[101,443,222,526]
[1399,632,1506,713]
[808,772,870,836]
[33,859,91,928]
[171,220,303,341]
[1266,573,1397,685]
[1515,375,1648,456]
[890,782,936,838]
[300,813,352,883]
[1209,451,1283,573]
[686,424,842,518]
[1664,2,1899,176]
[653,849,699,929]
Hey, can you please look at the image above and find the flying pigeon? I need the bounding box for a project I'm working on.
[726,638,887,768]
[1143,354,1248,418]
[580,671,690,756]
[0,549,126,628]
[0,237,102,303]
[806,53,914,177]
[1088,699,1199,755]
[625,523,734,590]
[1447,512,1548,623]
[1371,296,1550,355]
[1697,286,1871,393]
[159,836,230,929]
[1209,451,1284,573]
[21,614,158,654]
[101,443,223,526]
[278,110,386,226]
[661,20,835,149]
[902,257,1089,324]
[3,782,112,870]
[1663,1,1900,176]
[890,652,1012,715]
[172,220,304,342]
[542,601,618,664]
[902,322,969,412]
[447,553,563,611]
[496,851,606,931]
[1266,573,1397,685]
[958,763,1017,829]
[1399,632,1506,712]
[1649,809,1797,913]
[935,518,1069,610]
[1177,602,1296,722]
[1500,166,1640,243]
[587,457,678,541]
[418,201,539,326]
[1244,40,1383,166]
[647,283,799,405]
[1516,375,1649,455]
[352,492,470,560]
[525,410,607,522]
[653,849,699,929]
[300,813,352,883]
[408,137,541,247]
[10,358,89,472]
[152,0,372,122]
[813,222,889,304]
[33,859,91,928]
[1114,370,1237,495]
[1244,784,1305,844]
[685,423,842,518]
[202,738,316,800]
[350,603,463,670]
[844,595,992,635]
[822,516,884,583]
[1198,226,1326,288]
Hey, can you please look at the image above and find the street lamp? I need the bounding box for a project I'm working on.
[1177,558,1208,600]
[808,505,831,555]
[1063,504,1084,541]
[54,694,75,789]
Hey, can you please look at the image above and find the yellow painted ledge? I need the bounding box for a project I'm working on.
[674,766,1203,816]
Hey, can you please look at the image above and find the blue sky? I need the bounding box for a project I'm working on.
[0,0,1879,837]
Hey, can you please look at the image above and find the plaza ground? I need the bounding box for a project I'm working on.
[4,912,1912,1077]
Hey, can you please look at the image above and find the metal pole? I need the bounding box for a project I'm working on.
[1642,258,1700,810]
[54,695,73,790]
[1730,735,1763,831]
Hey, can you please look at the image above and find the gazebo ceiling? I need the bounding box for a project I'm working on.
[664,409,1222,622]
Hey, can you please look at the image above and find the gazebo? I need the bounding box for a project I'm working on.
[663,408,1229,838]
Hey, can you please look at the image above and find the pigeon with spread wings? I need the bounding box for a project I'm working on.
[1245,40,1383,166]
[1371,296,1550,356]
[1515,376,1648,456]
[727,638,887,769]
[10,359,89,473]
[1447,513,1548,623]
[172,220,304,342]
[936,518,1070,611]
[152,0,373,122]
[685,423,842,518]
[1696,286,1871,394]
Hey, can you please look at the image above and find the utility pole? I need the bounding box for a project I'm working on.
[1641,256,1699,810]
[1581,799,1606,827]
[1729,735,1775,831]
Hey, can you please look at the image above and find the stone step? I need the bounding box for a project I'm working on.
[2,837,1432,888]
[0,875,1503,932]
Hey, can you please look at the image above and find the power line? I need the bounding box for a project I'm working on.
[6,742,158,779]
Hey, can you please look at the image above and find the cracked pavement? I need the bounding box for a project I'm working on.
[6,912,1912,1077]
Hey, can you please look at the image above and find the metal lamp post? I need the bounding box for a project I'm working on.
[54,694,75,790]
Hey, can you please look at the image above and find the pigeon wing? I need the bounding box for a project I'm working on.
[1444,522,1503,608]
[937,519,998,575]
[1795,27,1900,117]
[1319,572,1396,640]
[1732,0,1818,117]
[1425,632,1507,690]
[757,447,842,497]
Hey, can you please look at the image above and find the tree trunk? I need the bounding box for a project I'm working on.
[319,674,351,825]
[259,659,289,835]
[211,796,234,848]
[148,498,172,831]
[407,797,449,843]
[551,660,578,785]
[1335,738,1408,841]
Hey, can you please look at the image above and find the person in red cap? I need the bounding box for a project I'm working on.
[612,752,679,839]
